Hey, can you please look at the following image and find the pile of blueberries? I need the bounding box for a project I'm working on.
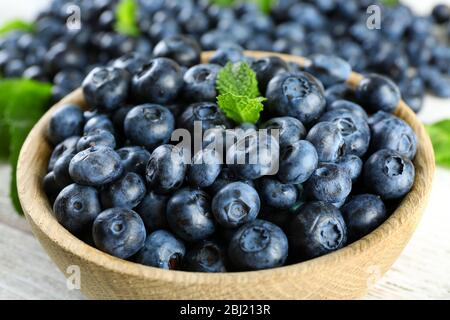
[1,0,450,112]
[43,35,417,272]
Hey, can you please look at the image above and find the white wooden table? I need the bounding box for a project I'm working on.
[0,0,450,300]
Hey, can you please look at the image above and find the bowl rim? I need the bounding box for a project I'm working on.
[17,51,435,285]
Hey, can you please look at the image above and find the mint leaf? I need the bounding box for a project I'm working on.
[217,93,265,124]
[217,62,260,98]
[0,19,35,35]
[0,79,53,214]
[426,120,450,168]
[115,0,140,37]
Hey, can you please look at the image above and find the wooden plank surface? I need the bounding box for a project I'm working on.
[1,162,449,300]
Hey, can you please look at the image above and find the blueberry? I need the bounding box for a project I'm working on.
[363,149,415,200]
[185,240,227,272]
[228,219,288,271]
[47,104,84,145]
[178,102,230,134]
[334,154,363,183]
[275,22,305,43]
[44,42,88,74]
[53,69,84,92]
[135,230,185,269]
[212,181,260,228]
[319,110,370,157]
[306,162,352,204]
[112,52,147,75]
[208,168,255,195]
[48,136,80,172]
[244,33,273,51]
[69,146,123,187]
[370,46,409,81]
[183,63,221,102]
[355,74,401,113]
[226,132,280,180]
[166,188,216,242]
[116,146,151,176]
[261,116,306,148]
[305,31,335,55]
[406,37,433,68]
[335,39,367,72]
[419,67,450,98]
[218,21,252,46]
[135,191,169,231]
[266,72,326,126]
[277,140,318,184]
[208,44,244,66]
[76,129,116,152]
[341,194,387,242]
[258,177,298,210]
[83,114,115,134]
[22,65,47,81]
[53,153,75,188]
[82,67,130,113]
[326,99,368,121]
[288,3,326,31]
[368,111,395,127]
[408,16,433,40]
[53,184,101,237]
[306,121,346,162]
[146,144,186,194]
[92,208,146,259]
[306,54,352,87]
[370,116,417,160]
[178,8,210,36]
[399,74,424,113]
[112,106,132,137]
[124,104,175,151]
[251,56,289,93]
[3,58,25,77]
[132,58,183,104]
[187,149,222,188]
[432,4,450,24]
[43,171,62,204]
[153,35,201,67]
[148,18,181,42]
[287,201,347,260]
[101,172,146,209]
[324,84,353,106]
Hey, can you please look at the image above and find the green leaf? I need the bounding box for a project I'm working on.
[217,93,265,124]
[0,113,10,160]
[217,62,260,98]
[209,0,235,7]
[426,120,450,168]
[381,0,399,6]
[0,19,35,35]
[254,0,274,14]
[115,0,140,37]
[0,79,53,214]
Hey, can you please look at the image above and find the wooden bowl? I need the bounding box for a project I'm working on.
[17,52,435,300]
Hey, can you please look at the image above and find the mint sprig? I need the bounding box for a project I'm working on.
[115,0,140,37]
[216,62,266,124]
[426,119,450,168]
[0,79,53,214]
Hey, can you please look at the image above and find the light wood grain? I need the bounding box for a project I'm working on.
[15,52,435,300]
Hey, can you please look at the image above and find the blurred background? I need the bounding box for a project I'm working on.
[0,0,449,299]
